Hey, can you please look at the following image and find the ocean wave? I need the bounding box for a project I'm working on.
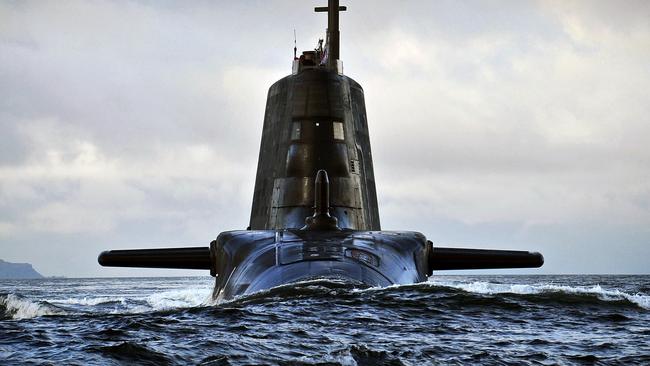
[89,341,173,364]
[50,287,213,313]
[217,277,650,311]
[425,280,650,310]
[218,278,361,306]
[144,287,213,311]
[3,279,648,320]
[0,286,213,319]
[0,293,67,320]
[49,296,127,306]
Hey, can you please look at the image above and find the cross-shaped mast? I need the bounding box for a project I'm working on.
[315,0,347,70]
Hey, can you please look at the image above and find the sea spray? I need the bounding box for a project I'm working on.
[0,293,66,320]
[425,280,650,310]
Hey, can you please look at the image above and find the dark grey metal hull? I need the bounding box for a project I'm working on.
[249,69,380,232]
[210,230,430,301]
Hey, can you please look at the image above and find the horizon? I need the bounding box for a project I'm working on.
[3,257,650,278]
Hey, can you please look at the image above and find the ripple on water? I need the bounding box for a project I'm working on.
[1,276,649,365]
[89,342,174,365]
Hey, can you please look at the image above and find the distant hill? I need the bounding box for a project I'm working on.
[0,259,44,279]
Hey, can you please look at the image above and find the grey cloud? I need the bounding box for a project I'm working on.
[1,1,649,276]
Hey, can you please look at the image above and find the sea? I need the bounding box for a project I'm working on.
[1,275,649,365]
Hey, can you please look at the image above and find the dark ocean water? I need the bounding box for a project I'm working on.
[1,275,649,365]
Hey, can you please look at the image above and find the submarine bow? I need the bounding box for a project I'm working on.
[98,1,543,300]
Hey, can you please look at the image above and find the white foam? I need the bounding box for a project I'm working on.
[1,286,213,318]
[427,280,650,310]
[145,287,213,311]
[1,294,67,320]
[44,286,214,313]
[50,296,126,306]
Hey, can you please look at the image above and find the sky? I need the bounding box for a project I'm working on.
[1,0,649,277]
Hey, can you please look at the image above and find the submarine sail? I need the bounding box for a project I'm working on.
[98,1,543,300]
[249,2,378,232]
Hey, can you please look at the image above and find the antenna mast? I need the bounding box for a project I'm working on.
[315,0,346,70]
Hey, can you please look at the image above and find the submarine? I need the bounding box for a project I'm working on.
[98,1,543,301]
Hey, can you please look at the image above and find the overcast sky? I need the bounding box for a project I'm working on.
[1,1,649,277]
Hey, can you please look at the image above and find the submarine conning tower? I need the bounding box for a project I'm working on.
[249,1,380,231]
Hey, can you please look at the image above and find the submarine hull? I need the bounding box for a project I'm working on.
[210,230,430,301]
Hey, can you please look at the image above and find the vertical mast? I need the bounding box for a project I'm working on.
[315,1,346,71]
[327,0,340,70]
